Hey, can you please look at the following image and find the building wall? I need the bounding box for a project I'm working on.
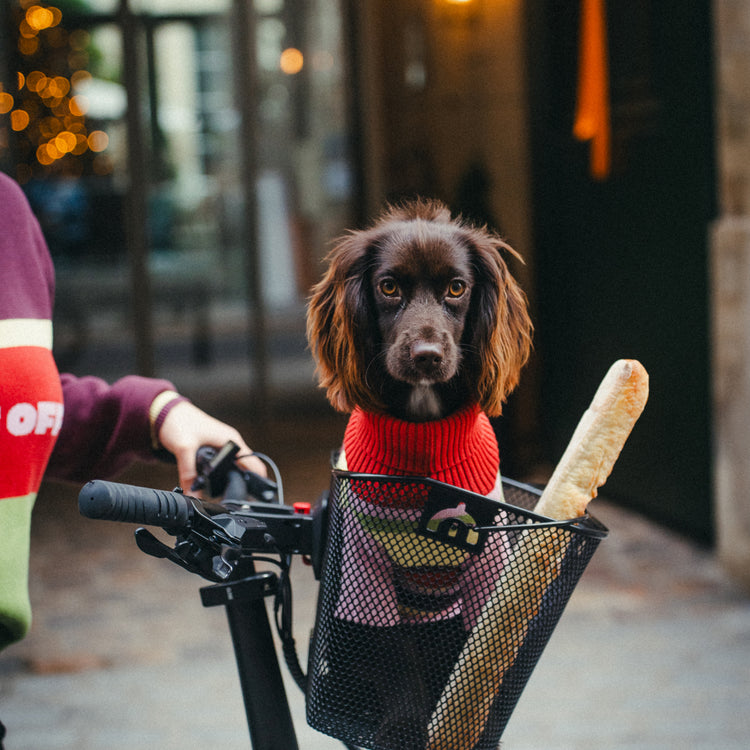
[711,0,750,588]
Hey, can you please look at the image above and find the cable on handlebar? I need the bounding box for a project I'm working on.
[247,451,284,506]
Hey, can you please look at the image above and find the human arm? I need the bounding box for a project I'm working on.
[46,374,265,489]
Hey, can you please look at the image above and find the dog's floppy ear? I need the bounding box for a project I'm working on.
[466,231,533,417]
[307,230,383,413]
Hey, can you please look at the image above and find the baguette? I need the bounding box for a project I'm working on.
[534,359,649,520]
[425,359,648,750]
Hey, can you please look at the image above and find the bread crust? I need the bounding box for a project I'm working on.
[534,359,649,520]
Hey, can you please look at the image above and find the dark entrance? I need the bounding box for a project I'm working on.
[526,0,716,541]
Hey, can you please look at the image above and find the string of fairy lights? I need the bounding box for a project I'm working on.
[0,1,110,183]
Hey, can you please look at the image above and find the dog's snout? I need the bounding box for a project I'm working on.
[411,341,444,369]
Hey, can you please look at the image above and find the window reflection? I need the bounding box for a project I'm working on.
[1,0,353,398]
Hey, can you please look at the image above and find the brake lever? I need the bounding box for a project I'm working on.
[134,527,218,579]
[134,495,271,581]
[134,527,173,559]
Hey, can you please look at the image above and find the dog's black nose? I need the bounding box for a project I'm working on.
[411,341,444,371]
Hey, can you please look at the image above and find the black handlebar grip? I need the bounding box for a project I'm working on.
[78,480,192,528]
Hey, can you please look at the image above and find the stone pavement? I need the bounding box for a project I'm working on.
[1,405,749,749]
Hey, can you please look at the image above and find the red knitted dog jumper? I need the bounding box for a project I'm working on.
[342,403,500,495]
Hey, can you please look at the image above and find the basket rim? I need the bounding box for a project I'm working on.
[330,469,609,540]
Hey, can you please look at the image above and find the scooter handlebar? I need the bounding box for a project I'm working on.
[78,480,192,528]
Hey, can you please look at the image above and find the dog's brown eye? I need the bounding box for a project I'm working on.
[447,279,467,298]
[380,279,399,297]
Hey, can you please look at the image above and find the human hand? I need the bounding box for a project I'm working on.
[157,400,267,493]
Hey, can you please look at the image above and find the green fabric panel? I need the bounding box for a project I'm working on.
[0,493,35,650]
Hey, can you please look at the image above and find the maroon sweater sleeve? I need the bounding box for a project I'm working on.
[45,374,178,483]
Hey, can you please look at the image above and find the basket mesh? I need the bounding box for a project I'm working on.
[306,472,607,750]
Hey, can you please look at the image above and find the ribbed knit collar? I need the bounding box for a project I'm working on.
[342,403,499,496]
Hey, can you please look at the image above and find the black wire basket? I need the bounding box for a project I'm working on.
[306,471,607,750]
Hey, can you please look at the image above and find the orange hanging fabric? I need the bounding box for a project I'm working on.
[573,0,611,179]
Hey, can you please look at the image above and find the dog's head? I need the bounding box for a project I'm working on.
[306,199,532,421]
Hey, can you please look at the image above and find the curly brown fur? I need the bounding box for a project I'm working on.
[306,199,532,421]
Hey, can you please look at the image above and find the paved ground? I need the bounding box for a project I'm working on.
[1,404,749,749]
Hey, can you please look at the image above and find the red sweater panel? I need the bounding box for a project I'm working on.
[342,403,499,495]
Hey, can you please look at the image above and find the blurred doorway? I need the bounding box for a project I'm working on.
[526,0,716,540]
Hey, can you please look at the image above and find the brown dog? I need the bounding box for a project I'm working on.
[305,199,534,748]
[307,198,532,423]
